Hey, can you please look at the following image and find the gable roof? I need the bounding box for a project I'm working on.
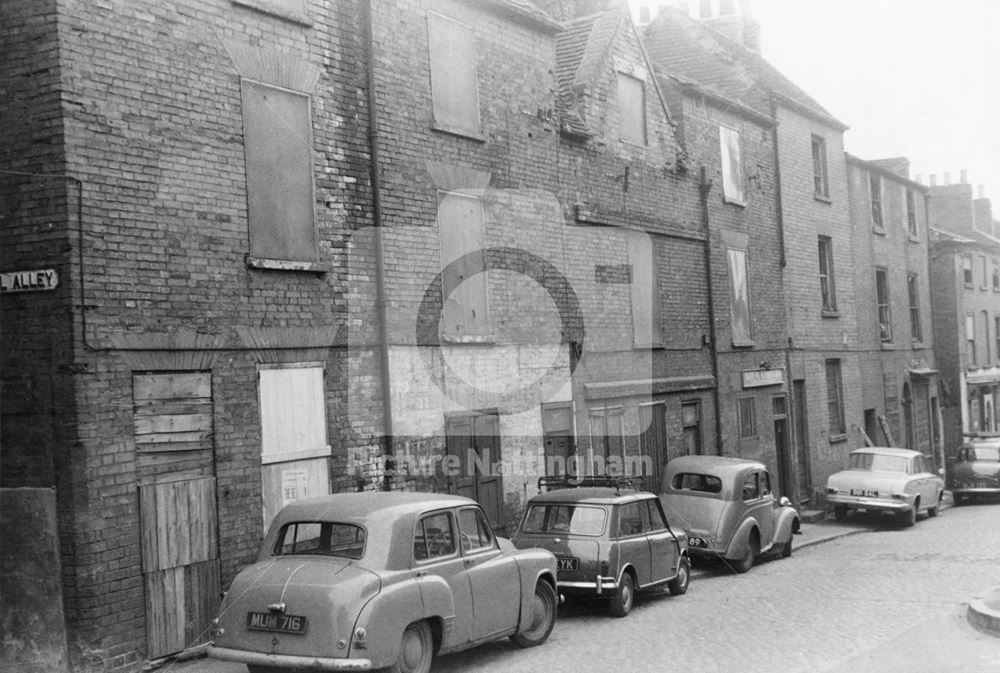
[472,0,563,33]
[643,7,847,131]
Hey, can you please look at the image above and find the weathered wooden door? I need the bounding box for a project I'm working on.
[443,412,503,531]
[134,372,220,660]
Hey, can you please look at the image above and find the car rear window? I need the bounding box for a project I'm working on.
[672,473,722,494]
[848,452,908,473]
[273,521,366,559]
[972,447,1000,461]
[521,504,607,536]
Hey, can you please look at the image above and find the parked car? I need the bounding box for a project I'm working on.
[511,477,690,618]
[659,456,799,573]
[947,437,1000,504]
[826,447,944,526]
[208,492,558,673]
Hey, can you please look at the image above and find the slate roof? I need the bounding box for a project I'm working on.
[643,6,847,130]
[472,0,563,33]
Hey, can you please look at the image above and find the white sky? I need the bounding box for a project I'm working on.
[750,0,1000,202]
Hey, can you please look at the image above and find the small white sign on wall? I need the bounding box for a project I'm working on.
[281,469,309,508]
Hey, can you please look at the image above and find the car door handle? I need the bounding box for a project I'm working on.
[464,558,478,566]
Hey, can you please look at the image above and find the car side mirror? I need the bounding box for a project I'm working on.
[937,468,945,477]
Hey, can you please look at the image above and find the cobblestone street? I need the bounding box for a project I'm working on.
[426,501,1000,673]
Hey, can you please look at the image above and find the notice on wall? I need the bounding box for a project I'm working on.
[0,269,59,293]
[281,469,309,507]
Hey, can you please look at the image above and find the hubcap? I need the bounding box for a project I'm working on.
[400,627,424,670]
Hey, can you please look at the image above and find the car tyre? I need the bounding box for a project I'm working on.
[898,503,918,528]
[928,493,942,517]
[608,571,634,618]
[833,504,848,521]
[780,534,793,558]
[511,580,557,648]
[667,556,691,596]
[388,620,434,673]
[731,532,759,574]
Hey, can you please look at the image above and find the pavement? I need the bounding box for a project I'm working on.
[147,500,1000,673]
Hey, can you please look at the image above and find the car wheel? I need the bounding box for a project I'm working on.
[667,556,691,596]
[898,503,917,528]
[780,534,793,558]
[833,505,848,521]
[510,580,557,647]
[731,532,759,574]
[388,620,433,673]
[608,571,634,618]
[928,492,942,517]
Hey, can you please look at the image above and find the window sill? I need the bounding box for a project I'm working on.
[722,196,747,208]
[231,0,313,26]
[440,334,496,344]
[911,341,926,350]
[246,255,330,273]
[431,121,487,143]
[881,342,896,350]
[908,234,920,243]
[813,193,832,204]
[828,433,848,444]
[731,340,755,348]
[821,309,840,319]
[872,227,887,237]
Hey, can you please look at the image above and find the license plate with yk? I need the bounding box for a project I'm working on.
[556,556,579,571]
[850,488,878,497]
[246,611,308,635]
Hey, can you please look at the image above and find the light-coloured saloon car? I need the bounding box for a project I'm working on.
[826,447,944,526]
[208,492,558,673]
[659,456,799,573]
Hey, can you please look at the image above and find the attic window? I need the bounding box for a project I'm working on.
[719,125,745,205]
[617,73,647,146]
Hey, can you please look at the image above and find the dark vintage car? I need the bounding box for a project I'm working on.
[947,438,1000,504]
[208,492,558,673]
[826,447,944,526]
[659,456,799,573]
[511,478,690,618]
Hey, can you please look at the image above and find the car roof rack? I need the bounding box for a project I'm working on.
[537,475,644,493]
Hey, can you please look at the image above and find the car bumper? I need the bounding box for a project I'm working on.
[827,494,911,512]
[558,577,618,595]
[951,487,1000,495]
[208,646,373,671]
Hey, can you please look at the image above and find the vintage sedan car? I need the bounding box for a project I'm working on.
[208,492,558,673]
[511,478,690,618]
[659,456,799,573]
[947,438,1000,504]
[826,447,944,526]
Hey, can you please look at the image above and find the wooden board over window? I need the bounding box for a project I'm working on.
[427,11,481,137]
[134,372,214,486]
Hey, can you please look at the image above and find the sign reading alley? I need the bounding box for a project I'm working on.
[0,269,59,294]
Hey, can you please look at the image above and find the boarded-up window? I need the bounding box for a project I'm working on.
[719,125,745,204]
[438,190,490,337]
[427,12,480,137]
[727,248,752,345]
[134,372,214,485]
[259,365,330,527]
[628,232,660,347]
[617,73,647,145]
[589,406,624,472]
[241,80,317,263]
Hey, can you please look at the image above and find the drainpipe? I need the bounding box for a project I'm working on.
[698,166,724,456]
[363,0,395,491]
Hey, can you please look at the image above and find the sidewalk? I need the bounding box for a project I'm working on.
[140,513,900,673]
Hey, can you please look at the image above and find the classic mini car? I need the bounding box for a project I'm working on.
[947,438,1000,504]
[826,447,944,526]
[659,456,799,573]
[511,477,690,618]
[208,492,558,673]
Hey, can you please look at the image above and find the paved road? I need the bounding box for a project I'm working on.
[429,501,1000,673]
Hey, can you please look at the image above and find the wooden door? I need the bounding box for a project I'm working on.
[639,404,667,492]
[134,372,220,660]
[443,413,503,531]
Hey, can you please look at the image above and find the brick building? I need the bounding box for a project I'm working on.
[928,177,1000,452]
[2,0,377,670]
[845,155,940,465]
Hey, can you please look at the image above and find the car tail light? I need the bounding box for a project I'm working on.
[891,493,906,500]
[826,487,838,494]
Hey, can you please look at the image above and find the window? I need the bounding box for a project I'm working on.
[741,472,760,500]
[993,261,1000,291]
[457,507,494,552]
[811,135,829,197]
[427,12,480,137]
[995,316,1000,360]
[983,255,990,288]
[719,126,745,204]
[618,501,647,537]
[966,314,976,365]
[906,188,917,237]
[869,173,883,229]
[414,511,456,560]
[673,472,722,493]
[962,255,974,286]
[985,311,992,364]
[589,406,624,469]
[825,359,845,435]
[273,522,365,559]
[681,401,702,456]
[522,504,606,536]
[727,248,752,344]
[438,190,490,337]
[738,397,756,438]
[646,499,668,531]
[818,236,837,311]
[618,73,647,145]
[875,267,892,342]
[907,273,922,343]
[241,80,318,265]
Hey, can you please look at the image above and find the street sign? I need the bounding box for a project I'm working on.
[0,269,59,294]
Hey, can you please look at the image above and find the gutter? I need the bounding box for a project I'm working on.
[363,0,395,490]
[698,166,724,456]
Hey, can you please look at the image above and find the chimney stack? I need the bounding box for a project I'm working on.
[961,169,968,184]
[944,172,952,185]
